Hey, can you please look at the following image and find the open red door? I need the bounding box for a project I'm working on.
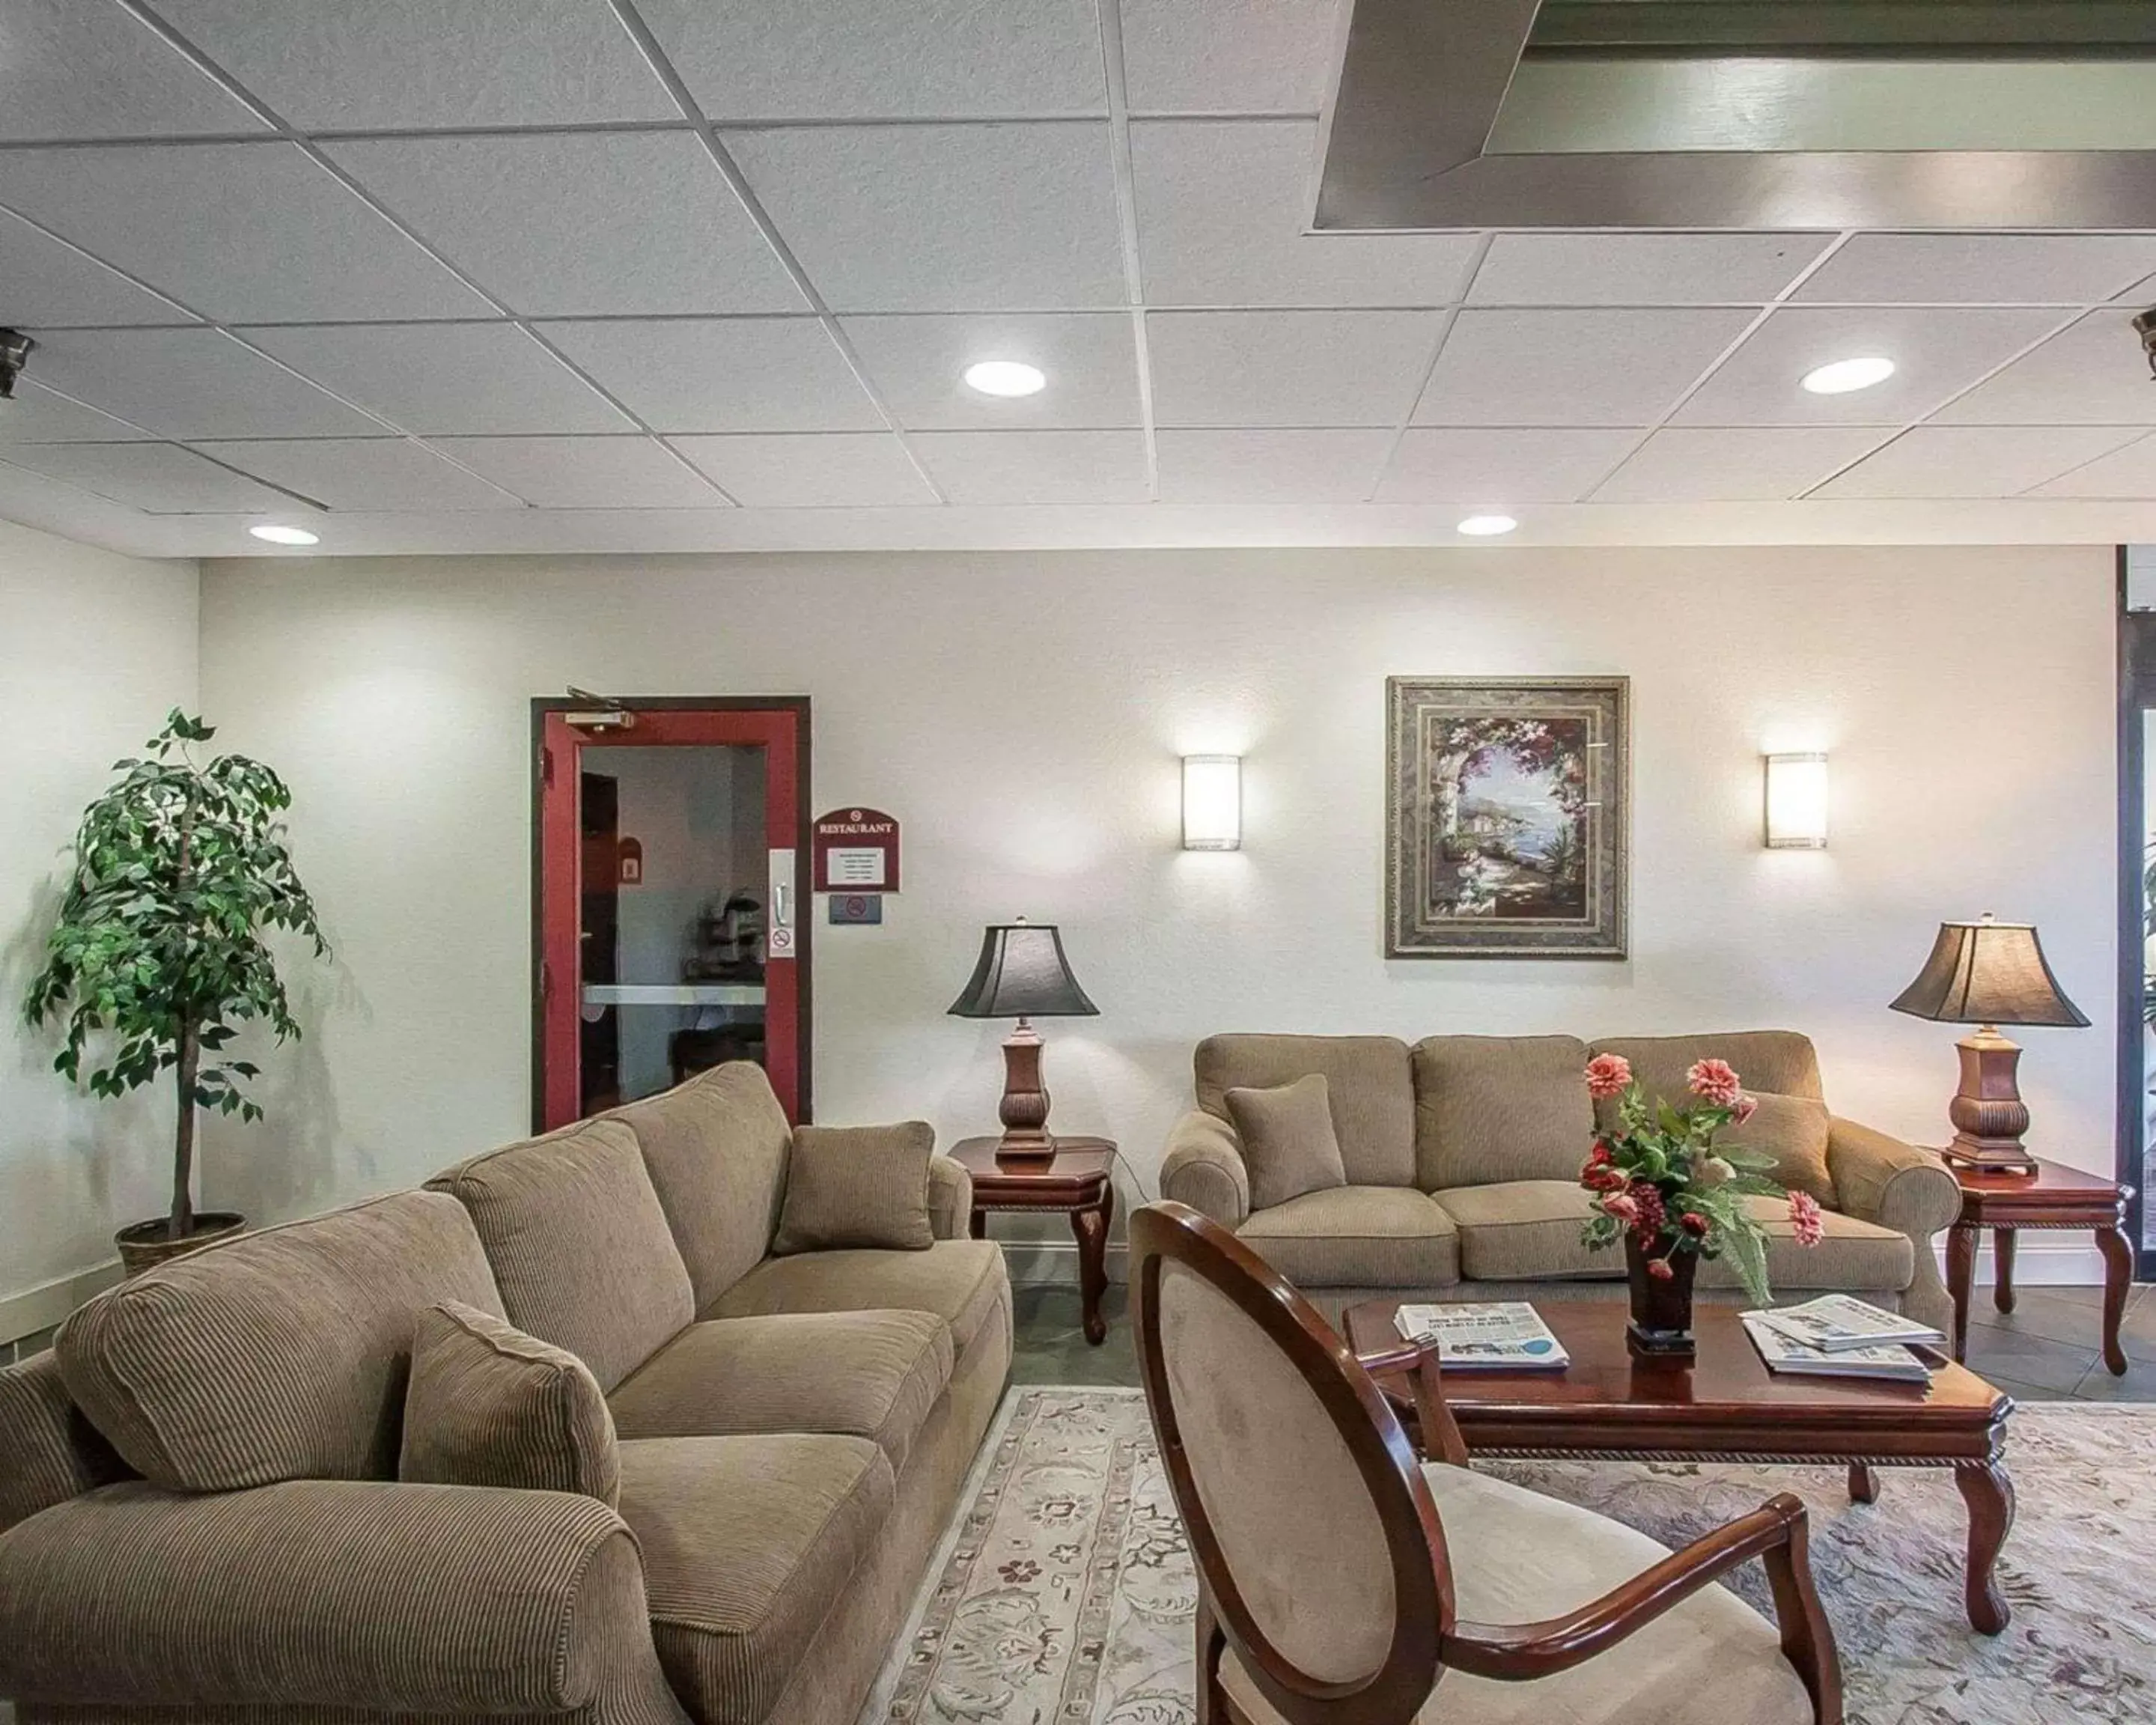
[535,698,809,1130]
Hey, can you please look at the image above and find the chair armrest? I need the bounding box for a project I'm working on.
[1828,1119,1961,1238]
[0,1479,686,1719]
[928,1153,973,1239]
[1160,1110,1251,1229]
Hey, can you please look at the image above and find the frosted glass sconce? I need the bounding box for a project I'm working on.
[1182,755,1242,851]
[1764,752,1829,849]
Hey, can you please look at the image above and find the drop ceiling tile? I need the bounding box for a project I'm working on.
[909,430,1148,503]
[0,0,267,142]
[1155,429,1390,502]
[1675,306,2066,426]
[724,124,1125,311]
[0,441,297,513]
[0,207,197,327]
[195,439,526,511]
[243,323,631,436]
[541,319,885,433]
[669,434,937,506]
[0,144,493,322]
[841,314,1139,429]
[1119,0,1337,114]
[1374,428,1640,504]
[1813,425,2142,499]
[20,327,381,439]
[1594,428,1887,503]
[1148,309,1442,428]
[1935,310,2156,427]
[635,0,1104,119]
[1796,235,2156,305]
[1469,234,1828,307]
[324,133,803,318]
[153,0,677,129]
[1132,121,1475,308]
[431,437,730,508]
[2029,434,2156,499]
[0,382,154,442]
[1416,308,1753,427]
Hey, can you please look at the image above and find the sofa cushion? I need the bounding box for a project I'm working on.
[57,1190,502,1492]
[609,1311,953,1471]
[429,1119,693,1393]
[708,1239,1007,1354]
[0,1352,130,1534]
[609,1062,792,1309]
[399,1300,619,1506]
[619,1433,895,1725]
[1237,1187,1459,1289]
[1196,1035,1416,1187]
[1432,1181,1607,1281]
[1698,1196,1913,1294]
[1412,1035,1594,1191]
[773,1122,936,1255]
[1225,1074,1350,1211]
[1588,1032,1824,1127]
[1721,1092,1836,1208]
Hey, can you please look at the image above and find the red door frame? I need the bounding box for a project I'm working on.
[532,696,811,1131]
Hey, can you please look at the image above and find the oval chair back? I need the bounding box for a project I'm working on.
[1130,1199,1455,1725]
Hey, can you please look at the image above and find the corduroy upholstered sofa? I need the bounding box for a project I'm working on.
[0,1062,1012,1725]
[1160,1031,1960,1333]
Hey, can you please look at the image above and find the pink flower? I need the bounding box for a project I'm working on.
[1732,1093,1760,1127]
[1646,1257,1675,1281]
[1602,1193,1639,1223]
[1582,1163,1627,1194]
[1584,1053,1633,1100]
[1788,1190,1825,1248]
[1687,1058,1743,1109]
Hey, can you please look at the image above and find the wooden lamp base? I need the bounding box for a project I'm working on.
[992,1020,1059,1163]
[1940,1026,2039,1175]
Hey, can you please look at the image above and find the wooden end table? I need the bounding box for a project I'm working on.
[1944,1155,2136,1377]
[951,1137,1116,1345]
[1345,1299,2017,1634]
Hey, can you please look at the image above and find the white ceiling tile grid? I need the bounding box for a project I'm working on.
[433,436,732,509]
[1117,0,1341,115]
[1467,234,1830,308]
[1593,427,1896,503]
[669,433,940,508]
[1812,425,2148,500]
[842,314,1142,430]
[1938,310,2156,428]
[18,328,383,440]
[0,382,156,443]
[909,430,1151,503]
[1148,309,1443,428]
[1415,308,1758,428]
[539,319,887,433]
[2030,434,2156,499]
[1374,428,1645,505]
[1796,234,2156,306]
[0,207,198,328]
[0,0,268,142]
[0,441,297,512]
[189,438,529,511]
[1155,428,1392,502]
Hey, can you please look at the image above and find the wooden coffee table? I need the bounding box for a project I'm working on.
[1345,1299,2017,1634]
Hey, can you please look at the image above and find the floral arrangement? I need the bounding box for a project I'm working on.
[1579,1053,1822,1306]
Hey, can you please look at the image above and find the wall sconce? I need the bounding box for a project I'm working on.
[1763,752,1829,849]
[1181,755,1242,851]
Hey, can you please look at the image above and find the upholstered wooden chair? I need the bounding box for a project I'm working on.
[1130,1201,1843,1725]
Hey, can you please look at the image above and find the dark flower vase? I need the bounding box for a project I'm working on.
[1624,1233,1699,1360]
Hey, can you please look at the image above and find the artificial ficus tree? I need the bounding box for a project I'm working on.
[23,711,327,1241]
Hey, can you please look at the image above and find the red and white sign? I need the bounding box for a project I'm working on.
[812,807,901,893]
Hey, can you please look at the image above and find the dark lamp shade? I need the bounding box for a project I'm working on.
[1889,919,2089,1029]
[947,923,1099,1020]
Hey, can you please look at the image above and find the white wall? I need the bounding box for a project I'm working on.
[1,519,198,1329]
[195,545,2119,1259]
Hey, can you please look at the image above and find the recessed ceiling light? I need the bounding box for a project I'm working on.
[1800,355,1896,395]
[1457,514,1518,537]
[249,523,320,546]
[963,359,1047,398]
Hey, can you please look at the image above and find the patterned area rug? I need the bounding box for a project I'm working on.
[862,1388,2156,1725]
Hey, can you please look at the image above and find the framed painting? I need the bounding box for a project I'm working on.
[1386,676,1629,958]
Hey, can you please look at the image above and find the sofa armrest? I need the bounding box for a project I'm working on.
[0,1352,129,1536]
[1828,1117,1962,1335]
[1161,1110,1251,1229]
[928,1152,973,1239]
[0,1479,687,1719]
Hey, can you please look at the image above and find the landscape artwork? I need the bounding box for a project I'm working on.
[1386,677,1629,958]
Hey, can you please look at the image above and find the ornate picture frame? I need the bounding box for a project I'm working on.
[1386,676,1629,958]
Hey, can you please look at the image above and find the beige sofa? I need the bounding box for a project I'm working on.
[0,1062,1011,1725]
[1160,1031,1960,1333]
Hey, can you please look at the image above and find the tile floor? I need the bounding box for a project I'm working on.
[1010,1280,2156,1402]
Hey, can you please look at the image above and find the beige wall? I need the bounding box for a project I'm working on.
[1,519,198,1327]
[194,544,2119,1266]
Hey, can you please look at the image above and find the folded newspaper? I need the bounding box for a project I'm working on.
[1741,1315,1931,1384]
[1392,1302,1570,1369]
[1745,1293,1945,1354]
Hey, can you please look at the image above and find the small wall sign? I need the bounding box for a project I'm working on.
[811,807,901,892]
[829,893,883,925]
[617,836,644,885]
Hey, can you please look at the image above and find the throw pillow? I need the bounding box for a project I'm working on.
[398,1300,619,1506]
[1722,1092,1836,1208]
[1224,1074,1350,1211]
[773,1122,937,1254]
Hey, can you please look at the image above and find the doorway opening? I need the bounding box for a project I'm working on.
[2118,550,2155,1274]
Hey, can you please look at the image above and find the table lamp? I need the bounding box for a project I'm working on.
[1889,913,2088,1173]
[948,918,1097,1162]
